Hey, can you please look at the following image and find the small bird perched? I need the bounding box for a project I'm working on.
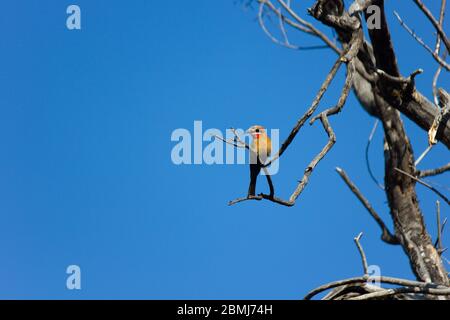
[247,125,272,197]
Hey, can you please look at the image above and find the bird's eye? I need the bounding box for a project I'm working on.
[255,128,260,133]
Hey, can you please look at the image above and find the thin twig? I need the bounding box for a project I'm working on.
[228,51,356,206]
[412,0,450,53]
[306,231,450,299]
[365,120,385,190]
[376,68,423,84]
[354,232,369,275]
[442,218,448,236]
[415,145,433,166]
[310,62,355,124]
[336,167,399,244]
[394,168,450,205]
[432,0,447,105]
[261,62,356,206]
[262,54,345,169]
[228,195,263,206]
[434,0,447,55]
[349,286,450,300]
[433,50,447,106]
[229,2,364,207]
[304,275,450,300]
[274,0,341,54]
[433,200,447,255]
[436,200,443,251]
[418,162,450,178]
[394,11,450,71]
[258,1,325,50]
[259,0,313,34]
[230,128,248,147]
[212,135,247,149]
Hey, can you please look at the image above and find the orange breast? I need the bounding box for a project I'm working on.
[251,134,271,161]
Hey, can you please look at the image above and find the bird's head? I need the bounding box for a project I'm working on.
[246,125,266,140]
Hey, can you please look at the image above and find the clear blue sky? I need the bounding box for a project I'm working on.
[0,0,448,299]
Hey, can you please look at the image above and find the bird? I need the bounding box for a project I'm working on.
[246,125,272,197]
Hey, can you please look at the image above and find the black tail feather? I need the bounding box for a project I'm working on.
[248,163,261,196]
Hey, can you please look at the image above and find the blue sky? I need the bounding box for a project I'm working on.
[0,0,448,299]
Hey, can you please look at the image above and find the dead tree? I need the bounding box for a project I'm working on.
[228,0,450,299]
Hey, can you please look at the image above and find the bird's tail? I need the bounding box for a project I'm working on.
[248,163,261,196]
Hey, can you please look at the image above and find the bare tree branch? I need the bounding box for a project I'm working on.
[435,200,444,252]
[412,0,450,53]
[305,235,450,300]
[349,286,450,300]
[258,1,328,50]
[418,162,450,178]
[305,274,450,300]
[359,0,449,286]
[432,0,447,105]
[429,88,450,145]
[262,55,345,169]
[336,167,398,244]
[237,0,450,295]
[394,167,450,205]
[415,145,433,166]
[274,0,341,53]
[354,232,369,275]
[433,51,447,106]
[213,135,248,149]
[394,11,450,71]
